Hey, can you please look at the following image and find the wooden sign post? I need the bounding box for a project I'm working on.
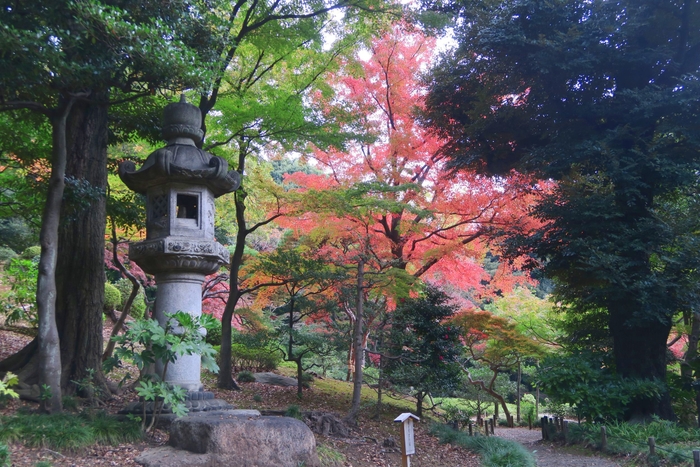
[394,413,420,467]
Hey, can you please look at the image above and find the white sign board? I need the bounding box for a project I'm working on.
[403,418,415,455]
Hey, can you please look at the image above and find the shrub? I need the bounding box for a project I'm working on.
[20,246,41,260]
[104,283,121,312]
[430,423,536,467]
[0,442,9,467]
[0,412,141,451]
[237,370,256,383]
[285,404,303,420]
[253,393,263,403]
[229,331,281,372]
[204,316,222,346]
[0,258,37,326]
[0,247,16,263]
[113,279,147,319]
[536,351,662,422]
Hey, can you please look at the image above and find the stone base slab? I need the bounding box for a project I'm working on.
[135,410,320,467]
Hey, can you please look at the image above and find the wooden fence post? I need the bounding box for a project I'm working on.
[648,437,655,456]
[563,420,569,442]
[693,450,700,467]
[491,419,495,434]
[541,417,547,440]
[468,422,473,437]
[601,426,607,452]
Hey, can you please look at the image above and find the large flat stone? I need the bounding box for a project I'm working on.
[253,372,297,387]
[136,410,319,467]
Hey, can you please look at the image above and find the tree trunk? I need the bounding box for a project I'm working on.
[609,308,675,421]
[516,361,521,424]
[35,99,76,413]
[218,188,246,390]
[52,97,109,394]
[345,259,365,425]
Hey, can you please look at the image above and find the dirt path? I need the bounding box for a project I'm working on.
[495,427,623,467]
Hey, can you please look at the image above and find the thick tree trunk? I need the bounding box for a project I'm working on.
[609,308,674,421]
[54,97,109,393]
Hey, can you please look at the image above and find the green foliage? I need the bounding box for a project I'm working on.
[236,370,256,383]
[0,258,37,326]
[424,0,700,419]
[20,246,41,260]
[252,393,263,403]
[0,442,8,467]
[285,404,303,420]
[231,330,281,372]
[384,287,464,414]
[0,373,18,400]
[104,311,219,430]
[429,423,536,467]
[103,283,121,311]
[537,352,663,422]
[35,461,51,467]
[0,247,16,263]
[113,278,146,319]
[569,418,700,463]
[0,412,141,451]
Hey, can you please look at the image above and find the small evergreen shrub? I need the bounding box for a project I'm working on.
[285,404,303,420]
[113,278,147,319]
[253,393,263,403]
[231,344,281,371]
[103,283,121,312]
[237,370,256,383]
[0,247,16,263]
[20,246,41,260]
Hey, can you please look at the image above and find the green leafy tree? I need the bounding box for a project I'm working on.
[248,241,341,398]
[451,309,544,425]
[384,286,463,418]
[0,0,211,406]
[423,0,700,420]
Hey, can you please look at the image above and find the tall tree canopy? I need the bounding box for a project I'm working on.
[423,0,700,420]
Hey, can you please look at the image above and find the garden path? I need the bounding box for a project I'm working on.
[495,426,623,467]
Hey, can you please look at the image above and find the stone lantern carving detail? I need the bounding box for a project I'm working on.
[118,96,239,407]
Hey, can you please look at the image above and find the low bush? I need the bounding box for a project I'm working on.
[568,418,700,463]
[0,411,141,452]
[0,258,37,326]
[113,279,147,319]
[0,442,9,467]
[429,423,536,467]
[237,370,256,383]
[103,283,121,312]
[0,247,16,263]
[20,246,41,260]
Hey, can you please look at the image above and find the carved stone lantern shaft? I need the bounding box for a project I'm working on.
[119,96,240,397]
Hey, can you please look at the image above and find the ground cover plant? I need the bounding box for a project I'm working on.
[568,419,700,465]
[429,423,536,467]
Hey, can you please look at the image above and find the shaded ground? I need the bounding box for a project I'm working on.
[0,326,479,467]
[495,426,624,467]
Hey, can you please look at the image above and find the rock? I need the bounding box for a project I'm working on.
[253,372,298,387]
[304,411,350,437]
[136,410,320,467]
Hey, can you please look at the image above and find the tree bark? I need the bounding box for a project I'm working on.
[609,307,675,421]
[54,96,109,393]
[345,259,365,425]
[35,98,77,413]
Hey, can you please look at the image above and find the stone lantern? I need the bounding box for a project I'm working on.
[118,96,239,409]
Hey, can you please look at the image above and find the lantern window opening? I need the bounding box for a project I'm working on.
[176,193,199,223]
